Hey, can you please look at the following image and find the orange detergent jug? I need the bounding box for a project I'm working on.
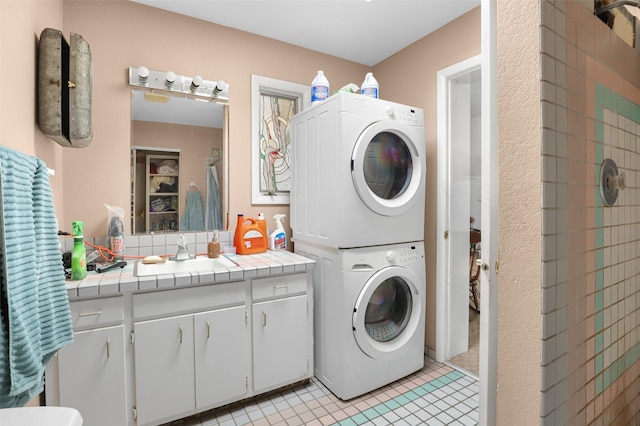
[234,214,268,255]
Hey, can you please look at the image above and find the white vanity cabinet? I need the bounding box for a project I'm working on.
[132,282,248,426]
[252,273,310,393]
[47,252,314,426]
[45,297,128,426]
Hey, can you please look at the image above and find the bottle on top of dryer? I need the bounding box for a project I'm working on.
[361,72,379,99]
[269,214,287,250]
[311,71,330,105]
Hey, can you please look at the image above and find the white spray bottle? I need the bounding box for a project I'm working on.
[269,214,287,250]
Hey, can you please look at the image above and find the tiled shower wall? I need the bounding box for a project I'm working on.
[541,1,640,424]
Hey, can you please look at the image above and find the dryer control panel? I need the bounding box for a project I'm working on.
[385,104,422,126]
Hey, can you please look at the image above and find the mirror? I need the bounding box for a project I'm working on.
[129,66,229,234]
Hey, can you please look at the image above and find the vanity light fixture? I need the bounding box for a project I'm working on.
[165,71,176,89]
[128,66,229,102]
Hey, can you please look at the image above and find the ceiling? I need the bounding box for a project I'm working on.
[131,0,480,67]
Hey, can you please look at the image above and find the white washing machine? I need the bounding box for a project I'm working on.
[290,91,425,249]
[295,240,426,400]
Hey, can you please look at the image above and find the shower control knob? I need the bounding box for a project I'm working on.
[385,105,395,117]
[385,250,396,263]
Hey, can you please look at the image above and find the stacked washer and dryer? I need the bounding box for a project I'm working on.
[290,91,427,400]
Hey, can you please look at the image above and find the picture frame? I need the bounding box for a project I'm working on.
[251,74,309,204]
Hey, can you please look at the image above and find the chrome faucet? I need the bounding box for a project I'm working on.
[173,234,191,261]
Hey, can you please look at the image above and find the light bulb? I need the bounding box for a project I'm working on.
[212,80,227,97]
[138,66,149,86]
[190,75,203,92]
[165,71,176,88]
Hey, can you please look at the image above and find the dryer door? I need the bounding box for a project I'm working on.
[352,266,423,359]
[351,121,425,216]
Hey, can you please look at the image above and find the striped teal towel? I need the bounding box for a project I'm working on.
[0,146,73,407]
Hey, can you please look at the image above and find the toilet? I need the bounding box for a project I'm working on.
[0,407,83,426]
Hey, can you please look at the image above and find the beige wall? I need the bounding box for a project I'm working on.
[0,0,65,214]
[496,1,543,423]
[373,8,481,350]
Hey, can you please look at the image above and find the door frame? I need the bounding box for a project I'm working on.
[435,54,481,364]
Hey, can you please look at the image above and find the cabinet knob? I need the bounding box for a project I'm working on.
[206,321,211,339]
[262,311,267,327]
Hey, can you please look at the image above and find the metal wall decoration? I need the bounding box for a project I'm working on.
[38,28,93,148]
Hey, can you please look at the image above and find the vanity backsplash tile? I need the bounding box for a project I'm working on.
[60,231,233,258]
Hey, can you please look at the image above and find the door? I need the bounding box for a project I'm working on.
[134,314,195,425]
[351,121,425,216]
[252,295,308,392]
[194,306,247,408]
[352,266,423,359]
[58,326,127,426]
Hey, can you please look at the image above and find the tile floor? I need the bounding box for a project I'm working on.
[164,357,479,426]
[449,308,480,377]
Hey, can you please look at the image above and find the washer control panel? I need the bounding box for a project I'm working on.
[385,244,424,266]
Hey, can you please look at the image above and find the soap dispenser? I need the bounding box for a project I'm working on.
[208,230,220,259]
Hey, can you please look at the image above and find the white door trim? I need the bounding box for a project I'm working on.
[479,1,498,424]
[435,54,481,364]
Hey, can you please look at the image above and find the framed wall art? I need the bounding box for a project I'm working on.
[251,75,309,204]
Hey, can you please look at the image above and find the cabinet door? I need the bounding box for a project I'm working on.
[134,314,195,426]
[194,306,247,408]
[58,325,127,426]
[252,295,308,392]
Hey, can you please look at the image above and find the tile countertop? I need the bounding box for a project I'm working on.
[65,250,315,300]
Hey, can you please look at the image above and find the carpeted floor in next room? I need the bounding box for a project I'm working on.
[165,357,479,426]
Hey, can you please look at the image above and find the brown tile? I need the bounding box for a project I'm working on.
[316,396,333,406]
[280,408,296,419]
[299,410,316,423]
[331,410,348,421]
[354,400,370,411]
[304,420,323,426]
[252,418,270,426]
[285,415,304,426]
[343,406,359,416]
[311,406,329,418]
[293,404,309,415]
[266,412,284,424]
[323,402,341,414]
[319,414,336,425]
[305,399,321,410]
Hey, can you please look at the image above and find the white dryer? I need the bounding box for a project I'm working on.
[295,240,426,400]
[290,92,425,249]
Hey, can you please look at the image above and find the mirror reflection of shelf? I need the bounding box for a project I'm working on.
[145,153,180,233]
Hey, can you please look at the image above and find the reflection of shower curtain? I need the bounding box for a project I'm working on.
[205,165,223,230]
[180,190,205,231]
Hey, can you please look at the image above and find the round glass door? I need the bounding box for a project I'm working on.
[353,266,422,359]
[364,277,412,342]
[351,121,424,216]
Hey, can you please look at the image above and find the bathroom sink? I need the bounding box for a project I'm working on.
[134,255,237,277]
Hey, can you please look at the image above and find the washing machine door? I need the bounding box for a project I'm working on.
[351,121,424,216]
[352,266,422,359]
